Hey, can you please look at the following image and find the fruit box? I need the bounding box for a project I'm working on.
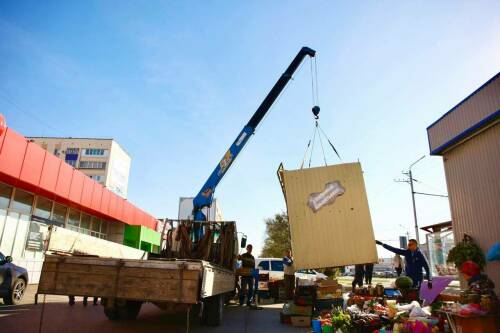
[290,315,311,327]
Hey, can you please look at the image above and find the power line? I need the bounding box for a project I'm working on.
[0,90,66,136]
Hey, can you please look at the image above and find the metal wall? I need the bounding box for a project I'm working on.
[427,73,500,153]
[443,123,500,293]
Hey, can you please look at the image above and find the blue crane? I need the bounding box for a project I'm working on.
[192,47,317,222]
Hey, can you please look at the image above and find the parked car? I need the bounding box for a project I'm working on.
[255,258,327,282]
[374,270,397,278]
[0,252,28,305]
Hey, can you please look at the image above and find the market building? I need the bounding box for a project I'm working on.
[0,125,160,283]
[28,137,131,198]
[427,72,499,293]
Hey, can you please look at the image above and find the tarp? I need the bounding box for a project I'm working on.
[419,276,453,306]
[279,162,378,269]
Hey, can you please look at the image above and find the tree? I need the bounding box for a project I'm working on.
[261,212,291,257]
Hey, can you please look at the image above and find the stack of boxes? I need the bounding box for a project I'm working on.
[315,279,344,311]
[280,284,315,327]
[280,279,344,328]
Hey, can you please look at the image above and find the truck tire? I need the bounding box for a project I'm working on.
[203,294,224,326]
[103,306,120,321]
[117,300,142,320]
[103,299,142,320]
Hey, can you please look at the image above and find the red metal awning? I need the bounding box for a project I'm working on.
[0,127,157,230]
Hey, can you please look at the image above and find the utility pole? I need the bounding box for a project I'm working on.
[408,168,419,244]
[394,156,425,244]
[395,156,448,245]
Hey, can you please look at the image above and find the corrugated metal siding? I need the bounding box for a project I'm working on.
[281,162,378,269]
[428,74,500,152]
[443,123,500,293]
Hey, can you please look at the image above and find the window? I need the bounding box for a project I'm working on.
[257,260,269,270]
[83,148,106,156]
[89,175,102,181]
[10,189,34,215]
[52,203,67,225]
[80,213,91,228]
[79,161,106,169]
[67,209,81,229]
[66,160,77,167]
[0,183,13,210]
[54,148,59,155]
[34,197,53,219]
[66,148,79,154]
[100,220,108,237]
[271,260,284,272]
[91,217,101,233]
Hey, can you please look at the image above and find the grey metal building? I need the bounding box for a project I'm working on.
[427,72,499,294]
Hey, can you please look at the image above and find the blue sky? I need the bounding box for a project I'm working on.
[1,1,499,256]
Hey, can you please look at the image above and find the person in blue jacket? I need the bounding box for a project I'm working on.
[376,239,432,289]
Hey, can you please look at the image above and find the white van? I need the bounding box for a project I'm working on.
[255,258,327,282]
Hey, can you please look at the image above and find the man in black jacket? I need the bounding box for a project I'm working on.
[238,244,255,306]
[376,239,432,289]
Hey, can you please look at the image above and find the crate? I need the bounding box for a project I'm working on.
[294,294,314,306]
[314,298,343,311]
[291,316,311,327]
[296,285,316,296]
[279,312,292,324]
[316,285,342,299]
[318,279,339,287]
[289,303,313,316]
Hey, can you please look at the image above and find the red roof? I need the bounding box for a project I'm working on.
[0,127,157,230]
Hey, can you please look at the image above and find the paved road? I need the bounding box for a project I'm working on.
[0,285,305,333]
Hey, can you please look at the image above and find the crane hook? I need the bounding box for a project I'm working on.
[312,106,320,119]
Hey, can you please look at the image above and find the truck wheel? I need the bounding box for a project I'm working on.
[103,306,121,320]
[117,300,142,320]
[102,299,142,320]
[3,278,27,305]
[203,294,223,326]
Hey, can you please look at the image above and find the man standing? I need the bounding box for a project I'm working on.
[364,263,374,285]
[283,249,295,300]
[376,239,432,289]
[238,244,255,306]
[352,264,365,291]
[393,254,403,277]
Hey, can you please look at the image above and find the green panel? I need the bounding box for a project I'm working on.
[123,225,141,249]
[140,241,152,253]
[124,225,161,252]
[139,226,161,246]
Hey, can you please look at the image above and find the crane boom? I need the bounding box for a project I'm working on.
[192,47,316,221]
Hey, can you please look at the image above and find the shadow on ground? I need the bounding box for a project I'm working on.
[0,300,302,333]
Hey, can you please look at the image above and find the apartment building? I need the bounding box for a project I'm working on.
[28,137,131,198]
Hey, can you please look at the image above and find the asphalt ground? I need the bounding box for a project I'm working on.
[0,284,305,333]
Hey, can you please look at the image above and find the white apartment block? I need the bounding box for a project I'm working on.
[28,137,131,198]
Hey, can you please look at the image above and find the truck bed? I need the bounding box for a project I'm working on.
[38,255,234,304]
